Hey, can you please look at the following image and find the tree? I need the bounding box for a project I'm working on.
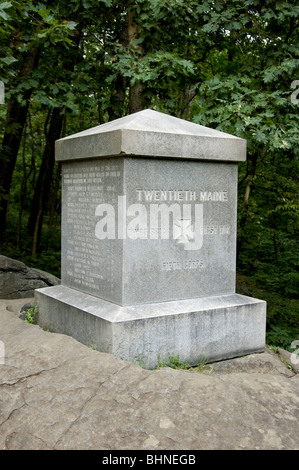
[0,1,79,238]
[28,19,83,254]
[191,0,298,293]
[0,2,40,238]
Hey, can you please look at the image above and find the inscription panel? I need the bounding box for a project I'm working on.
[123,158,238,304]
[61,156,238,306]
[61,158,123,303]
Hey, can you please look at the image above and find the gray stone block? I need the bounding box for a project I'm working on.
[55,109,246,162]
[61,157,238,305]
[35,285,266,369]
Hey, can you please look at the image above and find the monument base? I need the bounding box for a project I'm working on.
[35,285,266,369]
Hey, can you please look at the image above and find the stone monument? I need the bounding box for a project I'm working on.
[35,109,266,368]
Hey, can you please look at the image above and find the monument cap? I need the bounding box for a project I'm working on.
[55,109,246,163]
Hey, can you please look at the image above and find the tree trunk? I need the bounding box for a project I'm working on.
[28,26,82,254]
[0,47,40,239]
[237,154,258,261]
[48,162,62,229]
[127,4,147,113]
[28,107,64,255]
[129,82,147,114]
[124,1,147,114]
[107,75,128,120]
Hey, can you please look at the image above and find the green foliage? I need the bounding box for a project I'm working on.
[158,354,189,370]
[25,304,39,324]
[190,1,298,353]
[266,327,299,352]
[0,0,298,349]
[237,274,299,352]
[157,355,211,373]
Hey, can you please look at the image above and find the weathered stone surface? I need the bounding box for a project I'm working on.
[36,285,266,369]
[0,298,298,450]
[203,347,296,376]
[58,110,244,306]
[56,108,246,162]
[60,157,239,305]
[277,347,299,374]
[0,255,60,299]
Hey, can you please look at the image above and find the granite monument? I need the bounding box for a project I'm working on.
[35,109,266,368]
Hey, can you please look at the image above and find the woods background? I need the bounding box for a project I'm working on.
[0,0,298,351]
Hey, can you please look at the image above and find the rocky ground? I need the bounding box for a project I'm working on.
[0,297,298,450]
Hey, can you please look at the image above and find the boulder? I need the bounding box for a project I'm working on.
[0,255,60,299]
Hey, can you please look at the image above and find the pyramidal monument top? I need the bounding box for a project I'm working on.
[55,108,246,162]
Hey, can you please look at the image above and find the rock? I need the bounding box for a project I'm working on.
[0,298,298,450]
[18,303,34,321]
[277,347,299,374]
[0,255,60,299]
[202,347,296,377]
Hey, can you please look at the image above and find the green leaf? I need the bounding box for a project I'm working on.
[99,0,112,6]
[64,21,77,31]
[0,10,8,20]
[0,55,17,65]
[0,1,12,7]
[0,0,12,18]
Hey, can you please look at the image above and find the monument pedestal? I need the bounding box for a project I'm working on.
[35,109,266,369]
[36,285,266,369]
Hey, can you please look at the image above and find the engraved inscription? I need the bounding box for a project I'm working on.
[136,189,196,201]
[64,163,234,297]
[136,189,228,202]
[133,187,231,274]
[63,161,121,295]
[162,260,205,271]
